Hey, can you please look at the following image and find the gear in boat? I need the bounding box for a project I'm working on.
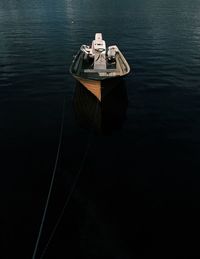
[70,33,130,81]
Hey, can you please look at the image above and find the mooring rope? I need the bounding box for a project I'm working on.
[39,97,99,259]
[39,132,92,259]
[32,97,66,259]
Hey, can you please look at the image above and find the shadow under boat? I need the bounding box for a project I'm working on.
[73,78,128,135]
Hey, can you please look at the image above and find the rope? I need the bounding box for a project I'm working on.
[39,135,91,259]
[32,97,66,259]
[39,96,99,259]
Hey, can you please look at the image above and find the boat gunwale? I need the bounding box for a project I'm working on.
[70,47,131,81]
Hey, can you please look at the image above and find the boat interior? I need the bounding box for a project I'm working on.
[71,33,130,80]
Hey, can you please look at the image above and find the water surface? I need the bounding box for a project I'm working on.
[1,0,200,258]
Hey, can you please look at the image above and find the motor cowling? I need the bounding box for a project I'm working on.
[107,46,118,61]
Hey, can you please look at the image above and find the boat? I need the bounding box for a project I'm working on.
[73,80,128,134]
[70,33,130,101]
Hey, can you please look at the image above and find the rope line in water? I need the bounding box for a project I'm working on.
[39,135,91,259]
[39,97,99,259]
[32,98,66,259]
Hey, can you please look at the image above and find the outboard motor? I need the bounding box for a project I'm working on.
[107,46,118,62]
[92,33,106,55]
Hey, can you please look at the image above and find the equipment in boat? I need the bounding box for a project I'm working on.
[70,33,130,101]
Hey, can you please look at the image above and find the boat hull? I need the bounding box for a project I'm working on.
[73,80,128,134]
[73,75,124,101]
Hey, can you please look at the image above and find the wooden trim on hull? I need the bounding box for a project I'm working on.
[76,78,101,101]
[74,76,124,101]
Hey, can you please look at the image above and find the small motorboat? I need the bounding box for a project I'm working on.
[70,33,130,101]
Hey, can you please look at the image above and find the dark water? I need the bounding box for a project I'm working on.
[1,0,200,258]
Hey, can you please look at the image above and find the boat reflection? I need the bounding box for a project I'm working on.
[73,79,128,135]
